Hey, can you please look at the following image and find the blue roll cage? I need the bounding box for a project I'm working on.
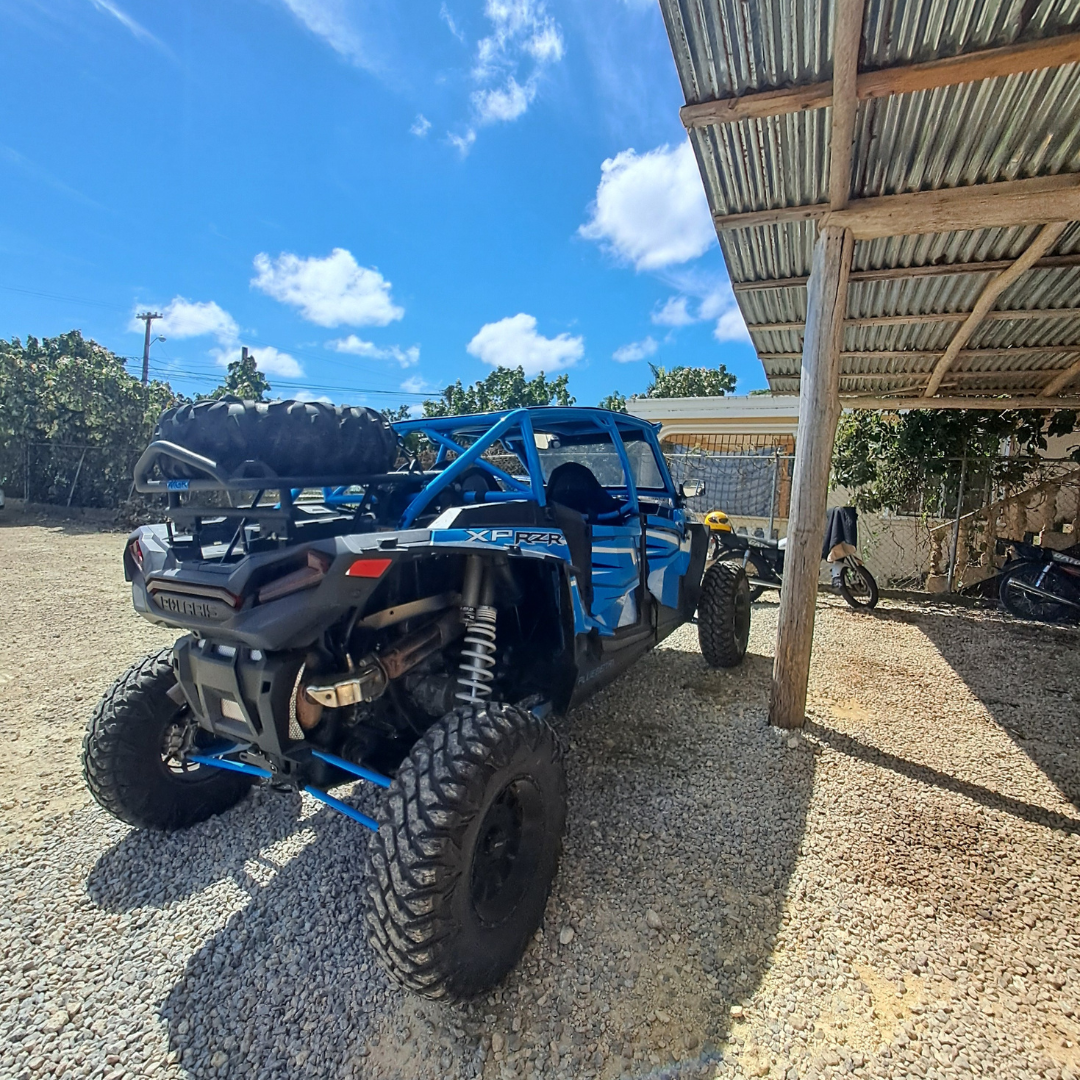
[394,407,675,528]
[318,407,675,529]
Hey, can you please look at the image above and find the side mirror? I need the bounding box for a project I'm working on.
[680,479,705,498]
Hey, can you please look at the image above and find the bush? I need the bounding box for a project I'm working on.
[0,331,182,507]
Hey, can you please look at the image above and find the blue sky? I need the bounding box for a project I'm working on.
[0,0,763,411]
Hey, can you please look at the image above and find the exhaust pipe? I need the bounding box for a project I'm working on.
[305,610,465,708]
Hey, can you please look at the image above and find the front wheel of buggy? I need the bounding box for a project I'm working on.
[363,701,566,1002]
[82,648,253,830]
[698,562,751,668]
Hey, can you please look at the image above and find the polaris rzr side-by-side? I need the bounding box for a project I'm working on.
[83,400,751,1000]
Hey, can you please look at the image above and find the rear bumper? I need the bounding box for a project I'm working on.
[173,635,302,770]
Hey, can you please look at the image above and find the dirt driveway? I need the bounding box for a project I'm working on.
[0,508,1078,1080]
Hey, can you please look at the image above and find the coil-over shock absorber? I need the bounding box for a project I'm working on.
[456,554,497,704]
[456,605,497,703]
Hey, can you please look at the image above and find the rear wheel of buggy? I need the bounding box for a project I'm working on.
[363,701,566,1002]
[82,649,253,830]
[698,562,751,668]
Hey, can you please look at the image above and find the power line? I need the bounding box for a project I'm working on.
[140,359,431,398]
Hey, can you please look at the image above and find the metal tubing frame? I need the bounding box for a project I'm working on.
[303,785,379,830]
[310,749,391,789]
[396,409,539,527]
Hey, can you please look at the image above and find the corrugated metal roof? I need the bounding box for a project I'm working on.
[659,0,1080,401]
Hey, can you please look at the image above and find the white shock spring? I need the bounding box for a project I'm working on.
[456,605,497,704]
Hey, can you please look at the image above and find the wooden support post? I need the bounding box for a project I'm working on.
[769,225,853,729]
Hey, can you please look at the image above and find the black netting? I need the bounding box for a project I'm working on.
[664,448,792,519]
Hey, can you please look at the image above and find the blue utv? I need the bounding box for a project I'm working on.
[83,401,751,1000]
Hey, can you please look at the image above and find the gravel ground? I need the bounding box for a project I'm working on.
[1,511,1079,1080]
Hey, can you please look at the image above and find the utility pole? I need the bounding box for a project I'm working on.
[136,311,162,385]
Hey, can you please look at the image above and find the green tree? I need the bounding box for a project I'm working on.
[643,362,737,399]
[598,391,627,412]
[381,404,413,423]
[209,348,270,402]
[0,331,181,506]
[423,366,575,417]
[832,408,1079,514]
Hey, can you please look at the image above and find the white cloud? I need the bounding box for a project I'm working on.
[448,128,477,155]
[400,375,430,393]
[410,114,432,137]
[612,336,658,363]
[293,390,335,403]
[146,298,239,344]
[253,248,404,328]
[466,313,583,375]
[651,296,695,328]
[464,0,563,139]
[88,0,168,51]
[328,334,419,368]
[440,2,466,42]
[473,77,535,124]
[713,310,751,343]
[217,345,303,379]
[276,0,369,68]
[579,142,715,271]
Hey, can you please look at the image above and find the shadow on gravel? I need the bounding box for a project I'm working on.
[85,638,812,1080]
[894,603,1080,813]
[86,786,307,912]
[806,723,1080,836]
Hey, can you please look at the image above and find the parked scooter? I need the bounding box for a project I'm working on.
[996,537,1080,624]
[705,506,879,610]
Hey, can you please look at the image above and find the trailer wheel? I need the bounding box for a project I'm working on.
[698,562,751,668]
[82,649,253,830]
[363,701,566,1001]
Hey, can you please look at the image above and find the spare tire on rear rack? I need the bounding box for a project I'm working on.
[151,398,399,480]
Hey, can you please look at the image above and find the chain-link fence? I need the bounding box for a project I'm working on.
[1,443,143,508]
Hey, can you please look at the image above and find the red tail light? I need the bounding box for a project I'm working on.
[346,556,393,579]
[129,539,145,571]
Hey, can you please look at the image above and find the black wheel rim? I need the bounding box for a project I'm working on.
[470,777,545,927]
[842,565,873,604]
[160,706,213,782]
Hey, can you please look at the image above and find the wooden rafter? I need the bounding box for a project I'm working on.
[681,31,1080,129]
[747,307,1080,333]
[828,0,865,211]
[730,254,1080,293]
[713,174,1080,238]
[923,222,1069,396]
[1039,355,1080,397]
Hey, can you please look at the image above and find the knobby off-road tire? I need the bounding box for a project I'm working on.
[717,552,765,602]
[153,399,398,480]
[698,562,751,668]
[837,562,880,611]
[82,649,253,830]
[363,701,566,1002]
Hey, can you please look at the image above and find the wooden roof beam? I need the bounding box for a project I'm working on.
[713,174,1080,238]
[731,254,1080,293]
[681,31,1080,129]
[839,395,1080,410]
[761,345,1080,364]
[924,222,1069,396]
[748,307,1080,333]
[828,0,865,211]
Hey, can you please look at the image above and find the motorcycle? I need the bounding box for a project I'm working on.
[704,507,880,611]
[996,537,1080,624]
